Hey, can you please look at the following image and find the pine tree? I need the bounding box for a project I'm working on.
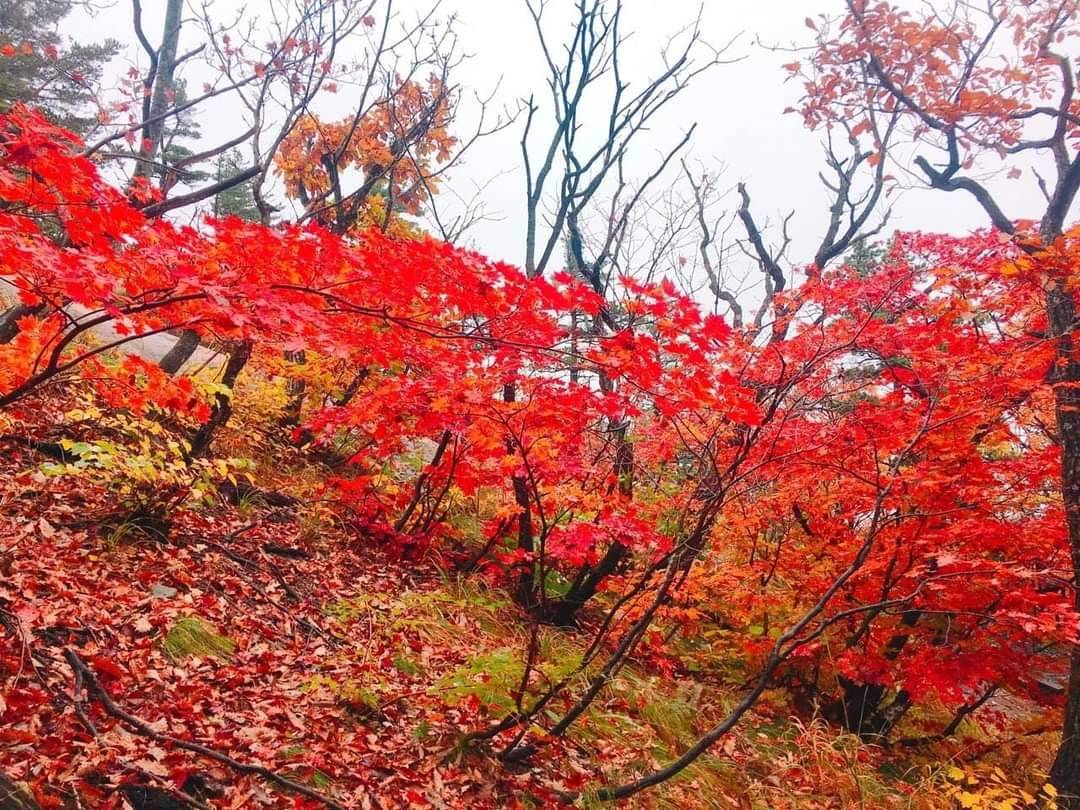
[211,149,260,221]
[0,0,120,134]
[844,236,886,277]
[159,82,211,187]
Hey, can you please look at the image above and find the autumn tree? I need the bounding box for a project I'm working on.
[492,0,732,624]
[789,1,1080,801]
[275,77,458,236]
[4,3,1079,807]
[91,0,380,217]
[462,1,1080,801]
[2,0,507,458]
[102,2,484,420]
[0,0,120,342]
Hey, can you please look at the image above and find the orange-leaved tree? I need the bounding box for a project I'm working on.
[275,76,457,237]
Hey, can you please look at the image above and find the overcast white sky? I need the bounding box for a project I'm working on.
[69,0,1061,275]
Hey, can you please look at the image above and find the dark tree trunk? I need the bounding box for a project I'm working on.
[511,464,536,608]
[1048,278,1080,808]
[0,302,44,344]
[335,367,369,407]
[158,328,201,374]
[394,430,452,533]
[549,411,633,626]
[503,382,537,609]
[830,610,921,737]
[549,541,628,626]
[135,0,183,180]
[835,678,888,733]
[188,340,251,458]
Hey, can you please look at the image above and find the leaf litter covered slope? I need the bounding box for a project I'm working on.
[0,418,1046,810]
[2,425,736,807]
[0,438,551,808]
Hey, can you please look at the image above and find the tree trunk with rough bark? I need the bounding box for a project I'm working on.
[188,340,251,458]
[158,328,201,374]
[1048,278,1080,807]
[135,0,183,180]
[549,409,633,626]
[502,382,537,609]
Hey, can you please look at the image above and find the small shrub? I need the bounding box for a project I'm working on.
[437,648,523,715]
[41,406,256,541]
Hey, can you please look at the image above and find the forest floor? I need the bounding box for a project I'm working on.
[0,395,1058,810]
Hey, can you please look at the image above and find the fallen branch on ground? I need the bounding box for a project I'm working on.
[63,648,351,810]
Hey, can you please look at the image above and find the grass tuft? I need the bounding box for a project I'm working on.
[162,615,236,661]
